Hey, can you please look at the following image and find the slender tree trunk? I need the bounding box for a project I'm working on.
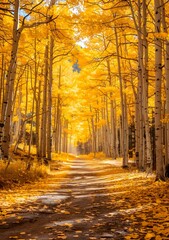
[165,42,169,166]
[0,56,6,158]
[106,59,117,158]
[28,67,35,156]
[142,0,152,170]
[1,0,21,159]
[161,0,169,167]
[24,66,29,151]
[47,37,54,160]
[40,45,48,159]
[55,66,61,153]
[0,53,5,120]
[90,106,96,157]
[114,26,128,167]
[33,38,41,158]
[154,0,165,180]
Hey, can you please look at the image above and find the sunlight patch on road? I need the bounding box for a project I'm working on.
[105,204,152,217]
[37,194,69,204]
[45,218,88,228]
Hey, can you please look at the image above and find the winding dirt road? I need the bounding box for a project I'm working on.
[0,158,153,240]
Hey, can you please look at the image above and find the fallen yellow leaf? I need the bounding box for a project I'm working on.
[155,236,162,240]
[145,232,156,239]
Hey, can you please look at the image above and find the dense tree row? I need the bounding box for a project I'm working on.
[0,0,169,180]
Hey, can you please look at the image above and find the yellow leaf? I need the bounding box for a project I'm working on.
[156,198,161,204]
[154,212,168,218]
[153,225,164,232]
[142,221,148,227]
[155,236,162,240]
[129,233,139,239]
[139,213,146,220]
[125,236,131,240]
[161,228,169,236]
[145,232,156,240]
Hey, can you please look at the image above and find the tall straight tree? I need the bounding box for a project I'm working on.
[154,0,164,180]
[161,0,169,168]
[40,45,48,159]
[1,0,20,159]
[114,25,128,167]
[142,0,152,170]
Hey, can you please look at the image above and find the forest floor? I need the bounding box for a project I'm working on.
[0,157,169,240]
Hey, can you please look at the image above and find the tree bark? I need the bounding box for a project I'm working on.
[154,0,165,180]
[40,45,48,159]
[114,26,128,167]
[1,0,21,159]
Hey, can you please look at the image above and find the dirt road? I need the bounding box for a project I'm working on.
[0,158,157,240]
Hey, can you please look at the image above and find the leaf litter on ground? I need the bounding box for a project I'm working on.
[0,157,169,240]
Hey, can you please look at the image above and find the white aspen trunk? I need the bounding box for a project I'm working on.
[161,0,169,167]
[106,60,115,158]
[90,107,96,157]
[124,78,129,162]
[142,0,152,170]
[0,53,5,120]
[154,0,165,180]
[63,119,68,153]
[28,67,36,156]
[46,0,56,159]
[47,37,54,160]
[104,33,116,158]
[40,45,48,159]
[55,66,61,153]
[23,66,29,151]
[1,0,21,159]
[165,41,169,166]
[137,0,144,170]
[110,100,117,158]
[53,98,57,151]
[129,61,138,163]
[101,106,107,156]
[114,26,128,167]
[96,110,100,153]
[12,88,22,144]
[33,38,41,158]
[36,78,41,157]
[95,110,99,153]
[0,57,6,156]
[58,116,62,154]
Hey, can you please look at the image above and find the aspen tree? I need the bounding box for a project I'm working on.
[54,66,62,153]
[142,0,152,170]
[161,0,169,168]
[34,37,41,158]
[114,25,128,167]
[106,59,117,158]
[47,37,54,160]
[46,0,56,161]
[154,0,165,180]
[2,0,20,159]
[40,45,48,159]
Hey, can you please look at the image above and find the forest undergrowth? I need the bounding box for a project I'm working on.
[0,159,49,189]
[0,148,68,189]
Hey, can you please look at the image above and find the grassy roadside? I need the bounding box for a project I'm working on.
[0,151,77,189]
[0,159,49,189]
